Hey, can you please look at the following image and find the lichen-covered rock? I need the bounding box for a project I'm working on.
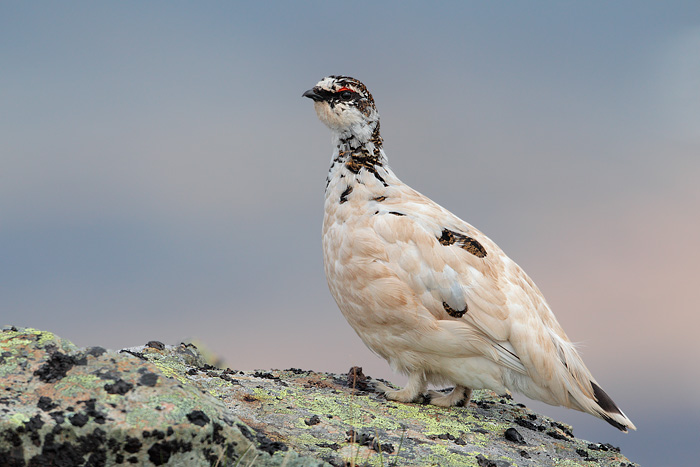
[185,366,636,467]
[0,327,637,467]
[0,327,325,466]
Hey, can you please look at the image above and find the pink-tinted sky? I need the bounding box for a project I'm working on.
[2,2,699,465]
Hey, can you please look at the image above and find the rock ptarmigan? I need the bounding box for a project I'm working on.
[303,75,636,432]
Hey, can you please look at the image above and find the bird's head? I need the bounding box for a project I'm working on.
[303,76,379,146]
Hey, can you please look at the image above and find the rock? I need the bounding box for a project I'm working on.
[0,327,323,466]
[0,327,638,466]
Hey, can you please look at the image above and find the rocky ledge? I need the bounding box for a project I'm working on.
[0,327,636,466]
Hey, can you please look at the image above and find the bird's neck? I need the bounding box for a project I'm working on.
[326,123,391,187]
[336,120,383,152]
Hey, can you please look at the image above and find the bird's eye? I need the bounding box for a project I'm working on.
[337,87,355,101]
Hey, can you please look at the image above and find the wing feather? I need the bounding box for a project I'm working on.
[371,190,563,380]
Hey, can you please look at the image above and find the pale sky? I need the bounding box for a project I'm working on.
[2,2,699,465]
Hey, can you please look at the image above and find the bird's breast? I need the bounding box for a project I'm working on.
[322,170,414,323]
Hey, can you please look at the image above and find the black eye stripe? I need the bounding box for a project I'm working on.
[312,88,336,101]
[313,87,360,103]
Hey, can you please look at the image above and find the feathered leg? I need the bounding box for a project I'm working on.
[376,373,427,403]
[428,385,472,407]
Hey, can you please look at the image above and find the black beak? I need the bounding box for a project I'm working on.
[302,88,324,102]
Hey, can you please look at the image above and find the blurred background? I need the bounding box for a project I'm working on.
[2,2,699,465]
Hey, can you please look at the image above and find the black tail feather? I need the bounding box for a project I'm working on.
[601,413,628,432]
[591,381,622,415]
[591,381,630,432]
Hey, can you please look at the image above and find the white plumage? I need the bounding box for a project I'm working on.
[303,76,635,432]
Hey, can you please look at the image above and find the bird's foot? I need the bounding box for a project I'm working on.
[375,374,429,403]
[376,381,420,403]
[427,385,473,407]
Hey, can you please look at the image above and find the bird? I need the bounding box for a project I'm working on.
[302,75,636,432]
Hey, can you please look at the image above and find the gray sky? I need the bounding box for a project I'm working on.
[2,2,699,465]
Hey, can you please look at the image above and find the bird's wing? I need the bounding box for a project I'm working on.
[370,187,579,380]
[377,188,639,431]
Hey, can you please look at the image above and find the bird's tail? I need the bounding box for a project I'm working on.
[586,380,636,432]
[551,333,636,432]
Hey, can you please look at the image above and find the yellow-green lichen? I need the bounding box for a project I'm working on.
[316,398,398,431]
[8,413,31,427]
[122,389,219,429]
[148,359,190,385]
[0,359,20,378]
[252,387,276,401]
[35,330,58,346]
[1,337,33,348]
[1,328,76,354]
[289,431,334,452]
[52,373,103,398]
[553,458,596,466]
[426,443,475,466]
